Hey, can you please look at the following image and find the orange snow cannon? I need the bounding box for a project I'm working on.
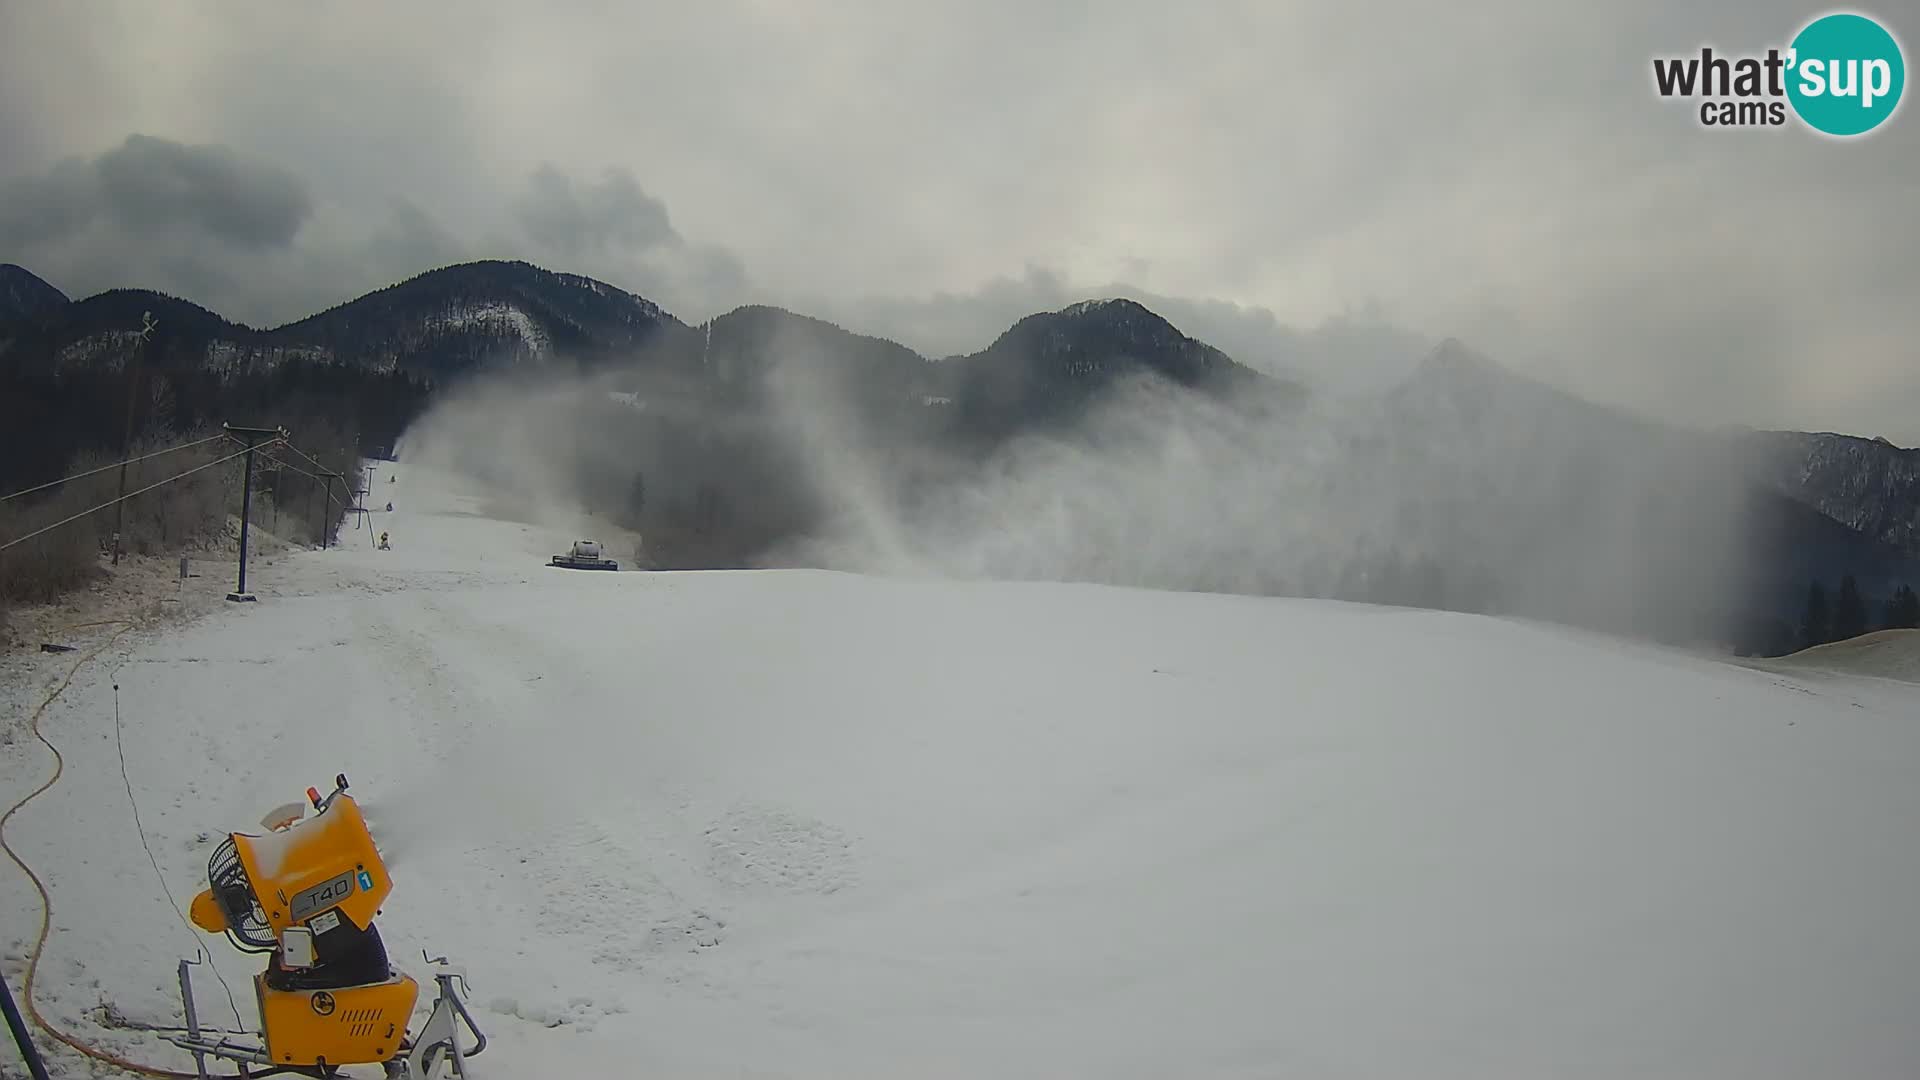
[174,774,486,1078]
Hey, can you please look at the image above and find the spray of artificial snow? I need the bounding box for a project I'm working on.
[393,320,1766,646]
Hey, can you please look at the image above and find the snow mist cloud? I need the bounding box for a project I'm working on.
[397,370,646,559]
[754,332,1765,646]
[396,321,1771,649]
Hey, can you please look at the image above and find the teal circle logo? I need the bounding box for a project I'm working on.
[1786,12,1905,136]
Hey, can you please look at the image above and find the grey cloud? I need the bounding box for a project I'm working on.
[513,165,681,259]
[364,199,466,282]
[677,244,750,305]
[0,133,325,326]
[221,198,477,322]
[602,240,752,326]
[0,135,311,254]
[0,159,97,249]
[2,1,1917,441]
[0,141,746,330]
[485,162,750,323]
[94,135,312,249]
[809,268,1434,395]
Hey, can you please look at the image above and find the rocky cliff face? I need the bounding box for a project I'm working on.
[1735,430,1920,559]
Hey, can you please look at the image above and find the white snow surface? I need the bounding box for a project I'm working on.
[5,462,1920,1078]
[432,301,550,359]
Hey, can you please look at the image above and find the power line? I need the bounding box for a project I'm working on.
[0,441,274,555]
[259,451,324,485]
[274,440,334,477]
[259,451,351,513]
[0,433,228,505]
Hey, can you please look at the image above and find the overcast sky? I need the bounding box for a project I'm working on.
[2,1,1915,441]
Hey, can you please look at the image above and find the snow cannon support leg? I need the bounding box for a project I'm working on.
[388,956,486,1079]
[176,959,206,1080]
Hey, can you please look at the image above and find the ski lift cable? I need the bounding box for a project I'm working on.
[0,441,278,554]
[259,447,358,514]
[0,432,229,504]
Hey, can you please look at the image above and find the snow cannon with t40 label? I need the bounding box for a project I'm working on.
[549,538,618,571]
[169,774,486,1078]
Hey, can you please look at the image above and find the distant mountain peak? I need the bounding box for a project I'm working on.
[712,303,841,331]
[708,304,929,358]
[1421,337,1502,375]
[301,259,669,328]
[985,296,1198,351]
[986,296,1202,354]
[0,263,70,321]
[1401,337,1586,406]
[936,293,1296,443]
[1057,297,1154,319]
[1386,335,1678,446]
[0,258,688,384]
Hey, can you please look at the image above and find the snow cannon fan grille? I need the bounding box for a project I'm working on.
[208,836,276,952]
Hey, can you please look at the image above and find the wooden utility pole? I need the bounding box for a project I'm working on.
[111,312,157,565]
[223,423,285,602]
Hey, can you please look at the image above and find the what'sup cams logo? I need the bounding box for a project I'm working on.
[1653,11,1905,136]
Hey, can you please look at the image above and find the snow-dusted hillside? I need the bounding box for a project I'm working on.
[3,462,1919,1078]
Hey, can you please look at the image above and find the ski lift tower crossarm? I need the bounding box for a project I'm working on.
[345,477,374,545]
[222,422,286,602]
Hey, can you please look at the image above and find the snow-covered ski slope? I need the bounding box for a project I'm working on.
[6,461,1920,1079]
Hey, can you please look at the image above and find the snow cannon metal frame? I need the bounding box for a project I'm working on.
[167,774,486,1078]
[549,538,618,571]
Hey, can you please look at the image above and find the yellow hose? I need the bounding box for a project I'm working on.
[0,622,201,1079]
